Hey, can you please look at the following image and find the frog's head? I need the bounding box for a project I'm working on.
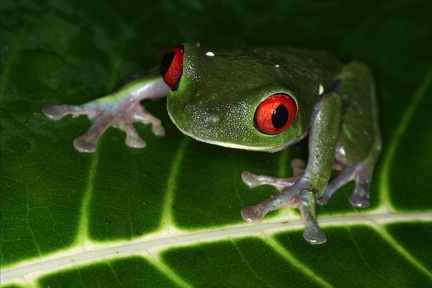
[160,43,315,152]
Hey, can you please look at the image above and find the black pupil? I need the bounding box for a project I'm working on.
[272,104,288,129]
[160,51,175,77]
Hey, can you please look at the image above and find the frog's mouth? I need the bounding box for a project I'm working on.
[167,108,247,149]
[168,107,306,153]
[169,116,260,150]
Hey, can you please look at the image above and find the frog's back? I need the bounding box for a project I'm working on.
[247,47,343,88]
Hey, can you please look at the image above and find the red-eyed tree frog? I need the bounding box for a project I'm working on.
[42,43,381,244]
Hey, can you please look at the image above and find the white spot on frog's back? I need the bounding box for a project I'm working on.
[319,84,324,95]
[206,51,215,57]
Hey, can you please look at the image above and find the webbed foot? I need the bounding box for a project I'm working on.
[42,79,169,152]
[241,159,326,244]
[317,162,372,208]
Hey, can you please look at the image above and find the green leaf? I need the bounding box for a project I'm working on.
[1,0,431,287]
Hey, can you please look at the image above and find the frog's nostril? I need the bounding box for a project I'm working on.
[185,103,194,115]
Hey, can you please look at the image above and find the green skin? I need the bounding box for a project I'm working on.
[43,43,381,244]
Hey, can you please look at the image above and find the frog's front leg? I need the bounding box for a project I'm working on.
[42,77,169,152]
[242,159,305,191]
[241,92,342,244]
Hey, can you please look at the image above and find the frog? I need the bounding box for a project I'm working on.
[42,43,381,244]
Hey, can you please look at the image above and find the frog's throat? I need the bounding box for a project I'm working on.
[170,115,307,152]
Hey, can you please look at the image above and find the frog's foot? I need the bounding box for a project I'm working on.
[299,190,327,244]
[42,80,169,152]
[241,159,305,191]
[241,159,326,244]
[241,186,326,244]
[317,161,372,207]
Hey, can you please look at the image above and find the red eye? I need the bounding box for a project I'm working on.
[254,93,297,134]
[160,45,184,91]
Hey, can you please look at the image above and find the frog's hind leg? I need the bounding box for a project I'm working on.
[317,158,378,207]
[317,61,381,207]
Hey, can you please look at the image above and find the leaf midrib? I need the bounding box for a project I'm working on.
[2,210,431,287]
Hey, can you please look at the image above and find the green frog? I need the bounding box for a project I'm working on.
[43,43,381,244]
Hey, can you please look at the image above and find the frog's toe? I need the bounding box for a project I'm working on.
[74,136,98,153]
[42,103,69,120]
[303,226,327,244]
[152,125,166,137]
[122,123,147,148]
[241,159,305,190]
[241,205,266,223]
[43,101,108,152]
[298,190,327,244]
[349,194,370,208]
[241,171,261,188]
[349,177,371,208]
[241,171,299,190]
[316,195,329,206]
[132,105,166,137]
[125,135,146,149]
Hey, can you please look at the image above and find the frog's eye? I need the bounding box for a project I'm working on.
[160,45,184,91]
[254,93,297,134]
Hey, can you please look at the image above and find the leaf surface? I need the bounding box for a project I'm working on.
[1,0,432,287]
